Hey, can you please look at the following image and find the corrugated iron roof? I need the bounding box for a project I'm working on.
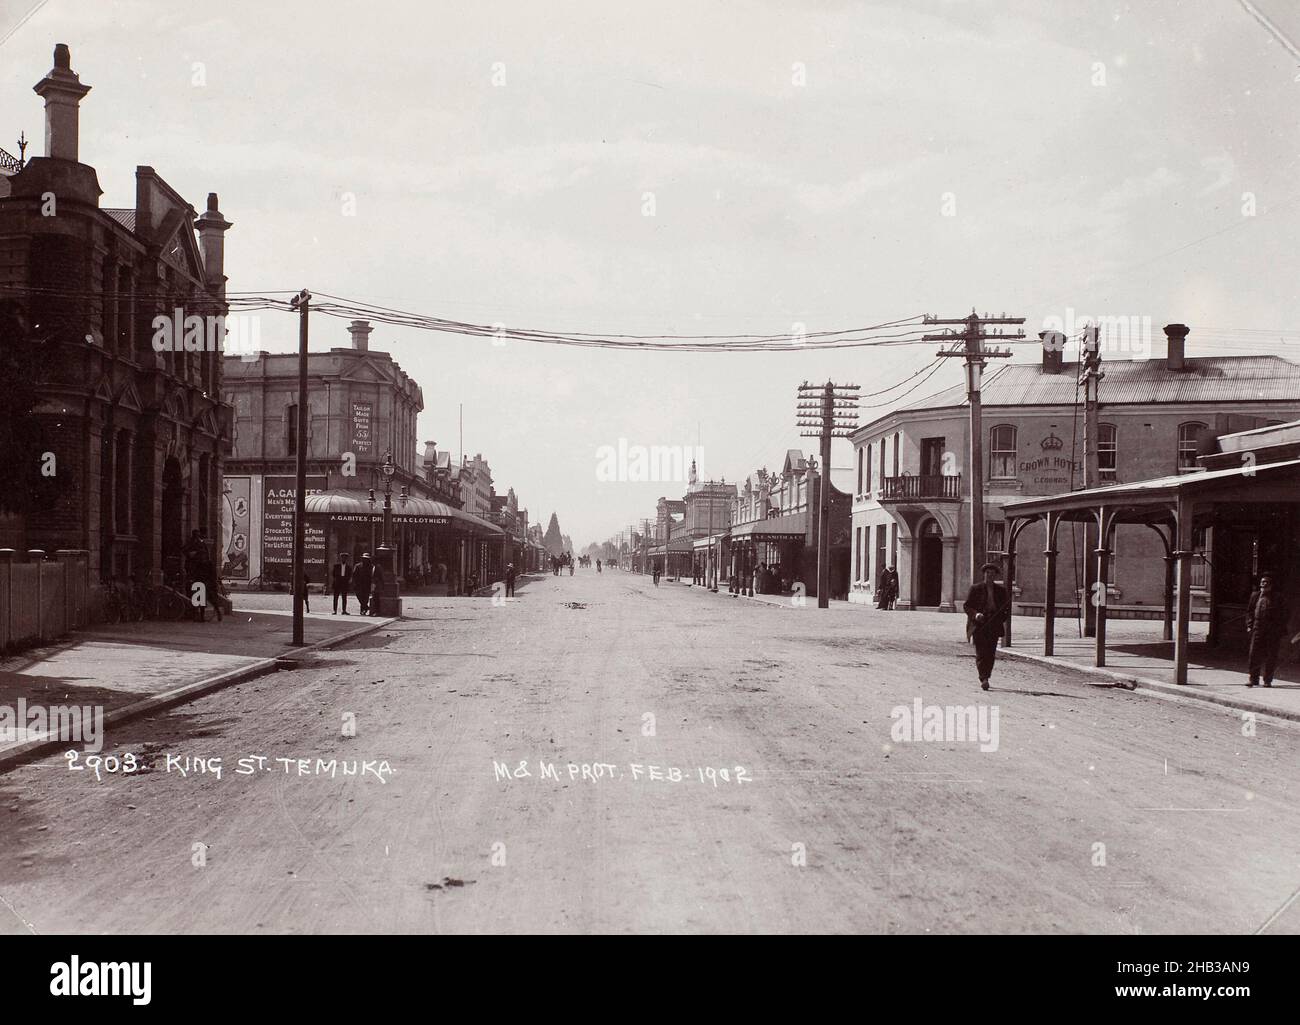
[103,207,137,232]
[900,356,1300,412]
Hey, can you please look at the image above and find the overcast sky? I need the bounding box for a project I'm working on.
[3,0,1298,545]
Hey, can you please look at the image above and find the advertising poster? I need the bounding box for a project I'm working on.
[262,474,327,585]
[221,476,251,580]
[351,401,374,457]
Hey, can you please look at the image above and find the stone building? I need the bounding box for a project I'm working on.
[0,44,232,585]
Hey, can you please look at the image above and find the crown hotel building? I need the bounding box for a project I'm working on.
[848,326,1300,616]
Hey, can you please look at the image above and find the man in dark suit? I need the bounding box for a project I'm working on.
[331,553,352,615]
[1246,573,1289,688]
[352,553,374,616]
[963,562,1011,691]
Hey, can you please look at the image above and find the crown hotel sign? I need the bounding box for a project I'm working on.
[1018,432,1081,485]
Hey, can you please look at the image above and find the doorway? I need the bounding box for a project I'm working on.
[161,457,183,585]
[916,518,943,606]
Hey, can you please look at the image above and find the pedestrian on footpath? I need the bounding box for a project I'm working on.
[353,553,374,615]
[963,562,1010,691]
[1246,573,1289,688]
[505,562,517,598]
[885,565,900,610]
[652,560,661,586]
[298,570,311,615]
[331,553,352,614]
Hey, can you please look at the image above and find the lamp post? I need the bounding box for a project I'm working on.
[371,451,407,616]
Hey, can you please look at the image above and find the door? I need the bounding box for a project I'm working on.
[920,437,946,478]
[916,519,943,606]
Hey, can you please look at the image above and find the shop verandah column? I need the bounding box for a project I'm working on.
[939,535,958,612]
[1094,506,1115,668]
[1173,496,1193,686]
[1042,511,1060,656]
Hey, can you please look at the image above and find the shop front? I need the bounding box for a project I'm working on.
[305,491,504,596]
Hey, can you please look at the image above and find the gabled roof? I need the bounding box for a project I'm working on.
[103,207,137,232]
[901,356,1300,412]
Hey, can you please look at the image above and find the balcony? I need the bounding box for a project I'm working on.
[879,474,962,502]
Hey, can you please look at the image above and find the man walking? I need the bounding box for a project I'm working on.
[352,553,374,616]
[1246,573,1289,688]
[885,565,900,610]
[369,560,385,615]
[963,562,1011,691]
[505,562,517,598]
[331,553,352,614]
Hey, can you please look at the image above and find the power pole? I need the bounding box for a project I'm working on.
[289,288,311,647]
[924,311,1023,581]
[797,381,859,608]
[1081,323,1104,636]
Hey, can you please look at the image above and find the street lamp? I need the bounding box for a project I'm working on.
[371,450,405,616]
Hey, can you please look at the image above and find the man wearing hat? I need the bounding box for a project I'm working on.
[352,553,375,616]
[963,562,1011,690]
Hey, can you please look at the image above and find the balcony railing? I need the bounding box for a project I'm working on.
[880,474,962,501]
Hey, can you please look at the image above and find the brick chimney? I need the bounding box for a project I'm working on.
[348,320,372,351]
[195,192,232,290]
[33,44,91,162]
[1040,330,1065,374]
[1164,323,1189,371]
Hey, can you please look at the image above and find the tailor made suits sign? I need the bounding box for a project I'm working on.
[262,475,327,585]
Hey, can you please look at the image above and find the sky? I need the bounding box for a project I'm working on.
[3,0,1299,546]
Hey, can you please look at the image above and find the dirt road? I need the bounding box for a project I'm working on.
[2,571,1297,933]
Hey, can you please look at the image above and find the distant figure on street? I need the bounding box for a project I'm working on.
[299,570,311,614]
[353,553,374,615]
[505,562,517,598]
[652,560,661,586]
[331,553,352,615]
[963,562,1011,691]
[569,558,574,577]
[597,559,602,573]
[885,565,900,609]
[1246,573,1289,688]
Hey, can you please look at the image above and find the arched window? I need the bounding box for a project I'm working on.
[856,446,864,496]
[865,444,873,495]
[1098,423,1117,482]
[990,425,1017,479]
[1177,422,1207,472]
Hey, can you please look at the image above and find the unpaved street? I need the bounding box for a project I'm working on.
[2,571,1298,934]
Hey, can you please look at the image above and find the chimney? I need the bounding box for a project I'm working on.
[1164,323,1189,371]
[348,319,372,351]
[33,44,91,162]
[1039,330,1065,374]
[195,192,233,289]
[422,440,437,467]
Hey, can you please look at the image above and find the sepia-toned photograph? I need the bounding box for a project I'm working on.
[0,0,1297,1004]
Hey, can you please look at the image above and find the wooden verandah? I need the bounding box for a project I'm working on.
[999,459,1300,685]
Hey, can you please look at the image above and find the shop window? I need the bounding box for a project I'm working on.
[987,521,1005,557]
[990,425,1017,479]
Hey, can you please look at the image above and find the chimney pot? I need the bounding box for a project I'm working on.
[1039,330,1065,374]
[34,42,91,163]
[1164,323,1189,371]
[348,319,372,351]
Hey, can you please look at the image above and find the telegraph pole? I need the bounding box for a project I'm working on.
[797,381,859,608]
[924,311,1023,580]
[1081,323,1104,636]
[289,288,311,647]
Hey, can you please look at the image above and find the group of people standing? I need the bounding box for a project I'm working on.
[550,553,574,576]
[875,565,899,610]
[328,553,385,616]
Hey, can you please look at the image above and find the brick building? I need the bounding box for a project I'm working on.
[848,327,1300,614]
[0,44,232,585]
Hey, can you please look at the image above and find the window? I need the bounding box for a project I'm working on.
[875,524,887,583]
[287,404,298,456]
[856,447,864,497]
[893,432,900,477]
[855,527,863,582]
[880,438,887,484]
[987,521,1005,557]
[990,425,1017,479]
[1177,422,1206,472]
[1098,424,1117,482]
[865,445,873,496]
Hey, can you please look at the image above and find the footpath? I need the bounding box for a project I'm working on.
[665,575,1300,723]
[0,605,394,768]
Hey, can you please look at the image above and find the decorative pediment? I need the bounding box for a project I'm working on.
[161,386,188,423]
[339,360,394,385]
[156,208,206,283]
[114,380,144,414]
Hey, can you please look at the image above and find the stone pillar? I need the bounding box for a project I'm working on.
[895,535,916,610]
[939,535,959,612]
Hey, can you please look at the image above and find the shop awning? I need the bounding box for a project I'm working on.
[692,533,728,550]
[665,539,693,554]
[304,490,504,534]
[730,511,808,542]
